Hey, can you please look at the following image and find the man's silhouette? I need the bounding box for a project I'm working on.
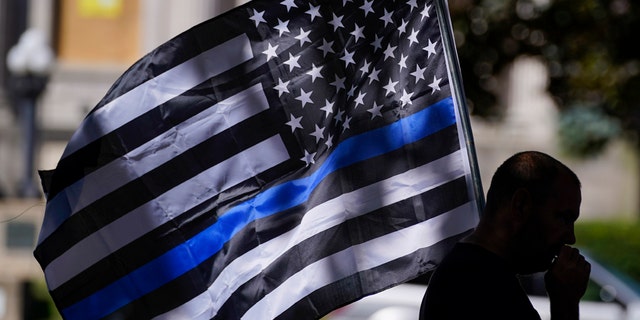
[420,151,590,320]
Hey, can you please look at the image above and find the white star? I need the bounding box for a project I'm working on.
[306,63,324,83]
[429,76,442,93]
[286,114,303,132]
[320,99,334,118]
[369,68,381,84]
[326,134,334,149]
[306,4,321,21]
[330,76,346,91]
[274,79,290,96]
[354,91,366,108]
[280,0,298,12]
[284,53,301,71]
[410,64,427,82]
[383,79,398,95]
[398,19,408,35]
[342,0,353,6]
[301,150,316,166]
[343,116,352,132]
[274,19,290,36]
[421,5,432,21]
[359,59,371,75]
[423,39,438,58]
[340,49,356,67]
[296,89,313,107]
[334,109,345,123]
[400,89,413,107]
[371,34,383,52]
[380,9,394,27]
[408,28,420,46]
[383,44,396,60]
[398,54,408,71]
[368,102,384,119]
[249,9,266,27]
[295,28,312,46]
[350,24,366,42]
[310,125,324,143]
[360,0,375,17]
[262,43,279,60]
[318,39,335,57]
[329,13,344,31]
[407,0,419,12]
[347,85,356,98]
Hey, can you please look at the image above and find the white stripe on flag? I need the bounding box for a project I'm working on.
[152,150,467,320]
[62,34,254,158]
[45,135,290,290]
[38,84,270,244]
[242,201,479,319]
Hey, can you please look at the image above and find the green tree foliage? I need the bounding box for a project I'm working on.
[576,221,640,285]
[449,0,640,156]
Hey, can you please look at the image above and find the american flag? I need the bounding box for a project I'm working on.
[35,0,481,319]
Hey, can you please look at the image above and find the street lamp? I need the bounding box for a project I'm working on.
[6,29,54,198]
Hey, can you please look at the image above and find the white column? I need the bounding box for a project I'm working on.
[503,56,558,150]
[27,0,54,42]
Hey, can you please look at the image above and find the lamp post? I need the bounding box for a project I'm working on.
[6,29,54,198]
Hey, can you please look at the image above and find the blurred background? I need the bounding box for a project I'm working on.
[0,0,638,319]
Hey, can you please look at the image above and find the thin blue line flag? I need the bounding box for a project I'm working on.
[35,0,481,318]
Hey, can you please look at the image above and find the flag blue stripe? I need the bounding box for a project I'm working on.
[61,97,456,320]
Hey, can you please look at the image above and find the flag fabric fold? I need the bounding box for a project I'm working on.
[35,0,481,319]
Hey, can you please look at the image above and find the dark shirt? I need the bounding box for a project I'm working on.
[419,242,541,320]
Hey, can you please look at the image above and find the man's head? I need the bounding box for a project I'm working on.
[482,151,581,274]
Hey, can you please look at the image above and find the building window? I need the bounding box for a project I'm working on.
[6,221,35,249]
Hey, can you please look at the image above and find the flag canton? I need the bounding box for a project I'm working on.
[241,0,450,167]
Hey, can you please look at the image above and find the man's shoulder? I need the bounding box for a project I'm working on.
[426,243,511,294]
[420,243,541,320]
[437,242,508,273]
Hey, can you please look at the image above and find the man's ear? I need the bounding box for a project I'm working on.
[511,188,532,223]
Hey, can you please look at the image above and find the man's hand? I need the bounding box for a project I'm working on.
[544,246,591,320]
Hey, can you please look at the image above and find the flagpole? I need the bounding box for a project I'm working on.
[435,0,486,214]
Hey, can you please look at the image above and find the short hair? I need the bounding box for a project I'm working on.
[484,151,580,215]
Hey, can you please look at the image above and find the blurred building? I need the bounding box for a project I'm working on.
[0,1,637,319]
[472,57,639,221]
